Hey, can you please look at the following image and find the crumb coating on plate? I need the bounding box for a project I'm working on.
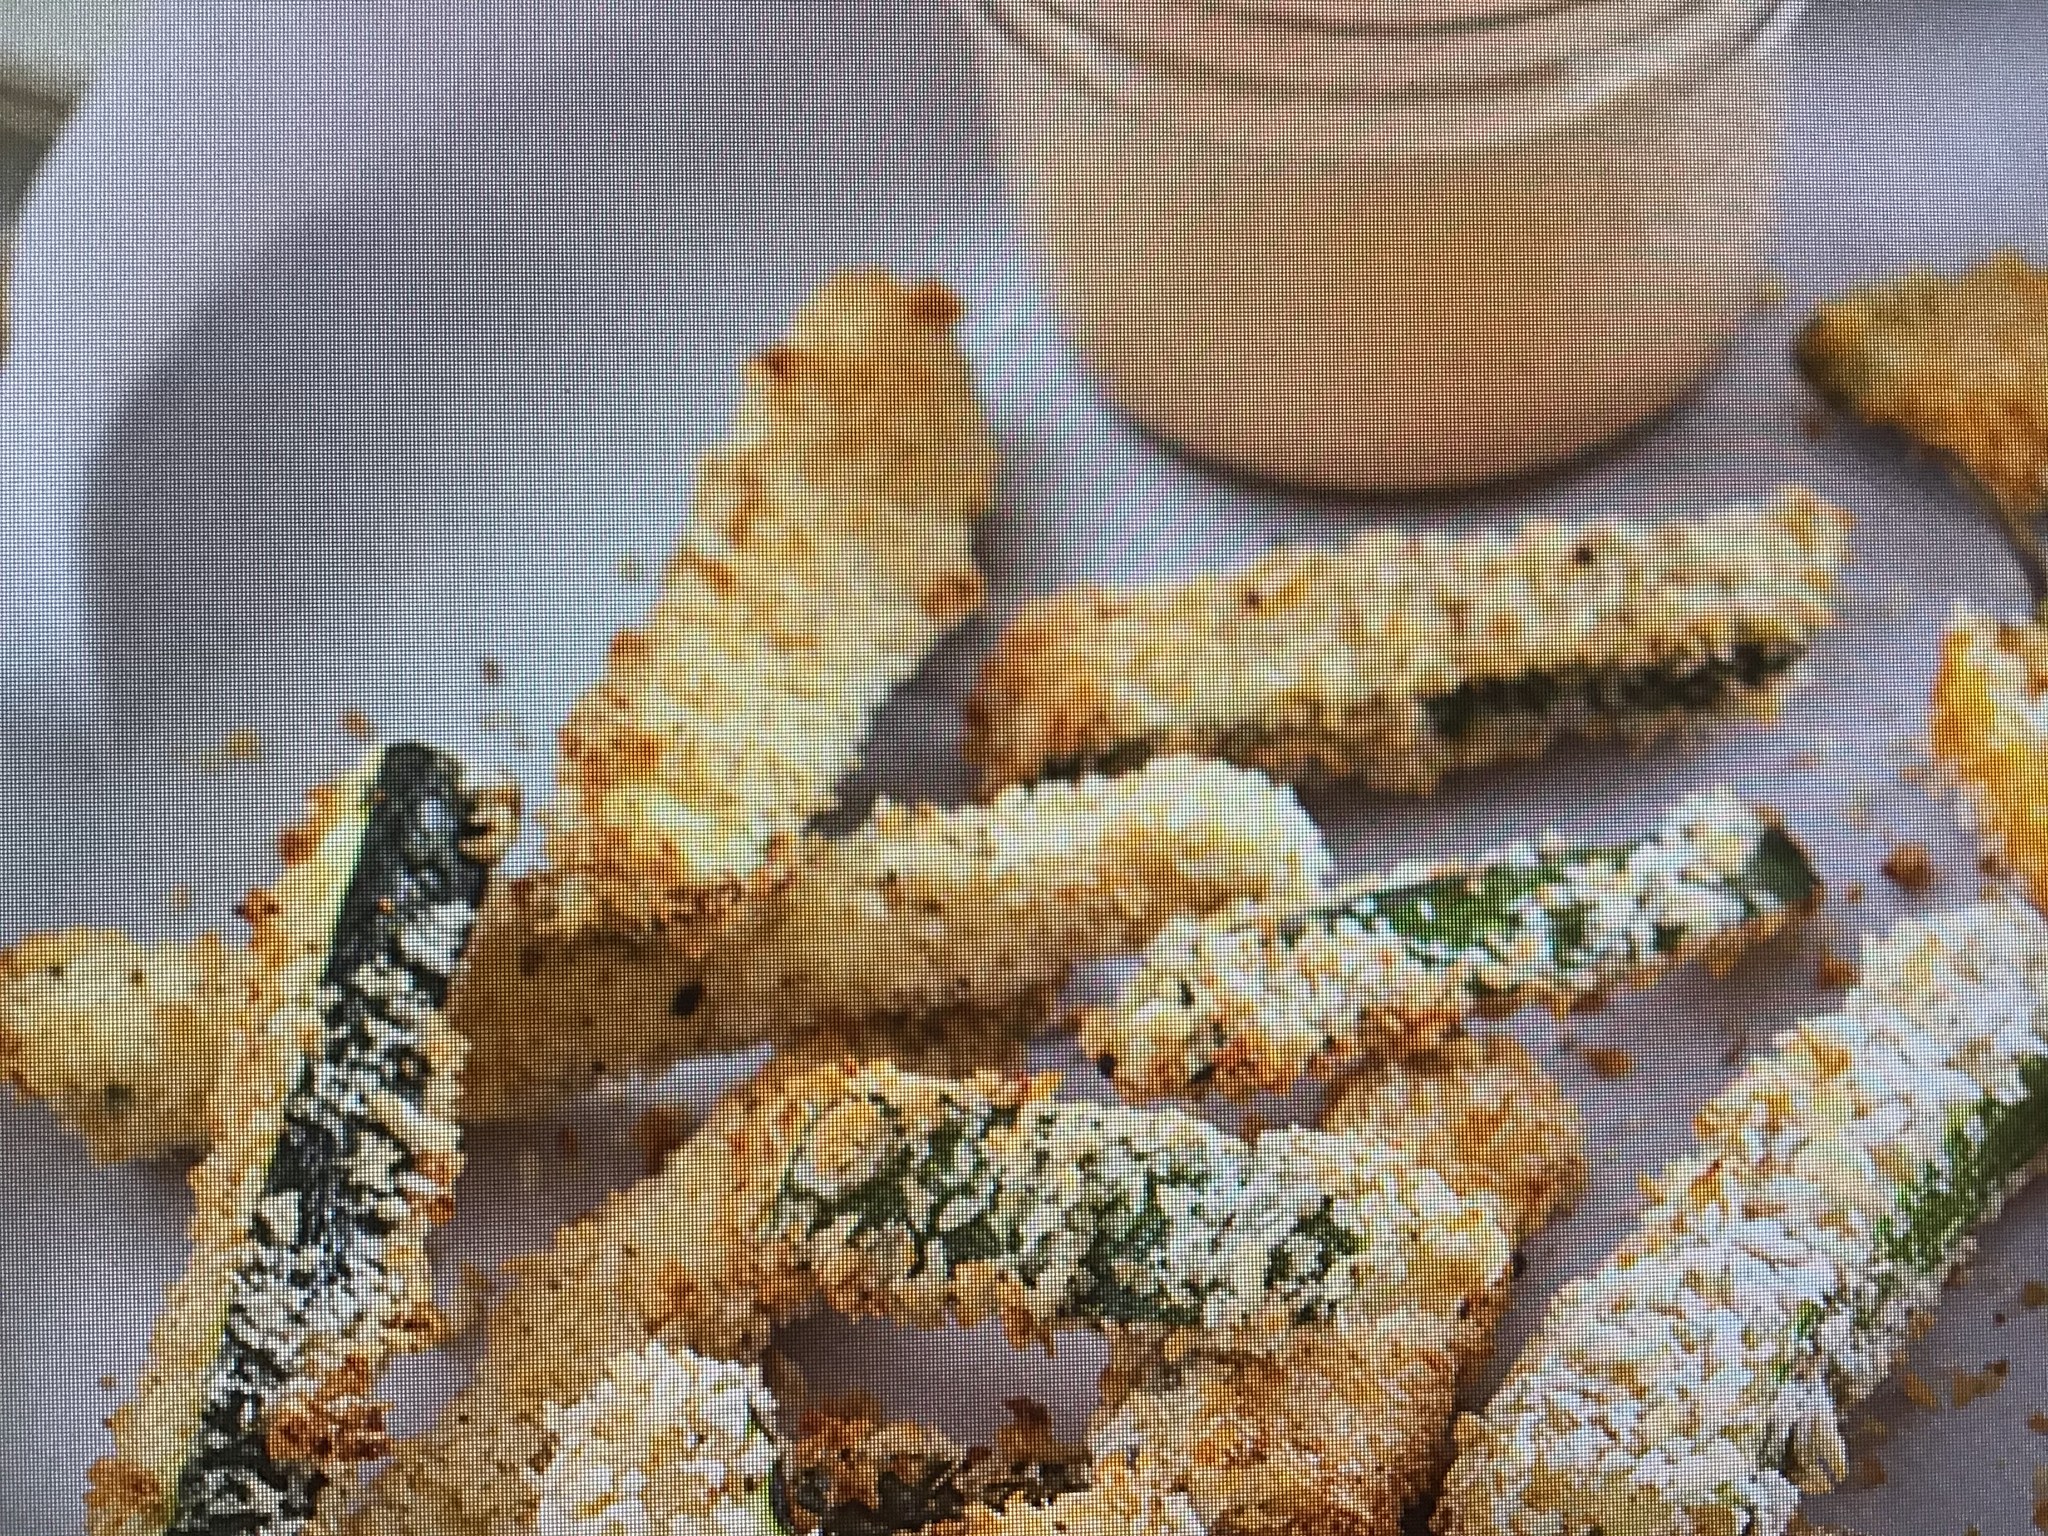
[545,269,996,934]
[1438,901,2048,1536]
[1085,788,1817,1102]
[1931,605,2048,913]
[86,747,510,1536]
[1798,249,2048,517]
[963,489,1849,795]
[0,929,250,1161]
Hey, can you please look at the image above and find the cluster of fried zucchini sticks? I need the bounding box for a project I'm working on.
[965,488,1847,794]
[86,744,517,1536]
[363,1046,1584,1536]
[3,275,1331,1160]
[8,247,2046,1536]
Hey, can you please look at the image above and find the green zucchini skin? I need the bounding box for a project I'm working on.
[164,745,500,1536]
[1088,790,1820,1101]
[1038,643,1808,786]
[1420,641,1804,743]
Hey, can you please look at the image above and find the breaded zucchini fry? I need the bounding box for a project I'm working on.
[0,929,251,1162]
[544,269,996,933]
[733,1061,1511,1344]
[1931,604,2048,912]
[1437,900,2048,1536]
[5,758,1323,1147]
[86,745,513,1536]
[1797,249,2048,525]
[345,1074,795,1536]
[1086,788,1818,1101]
[530,1347,1095,1536]
[964,489,1849,794]
[353,1057,1513,1536]
[1091,1034,1585,1536]
[6,758,1323,1141]
[456,755,1326,1114]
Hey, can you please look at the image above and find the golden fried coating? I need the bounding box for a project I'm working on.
[1321,1033,1589,1242]
[964,490,1849,795]
[952,1463,1205,1536]
[89,752,497,1535]
[1089,1035,1585,1536]
[1094,1311,1466,1536]
[344,1074,793,1536]
[1798,248,2048,518]
[1931,604,2048,912]
[0,929,249,1161]
[7,758,1322,1142]
[543,270,995,934]
[688,758,1324,1057]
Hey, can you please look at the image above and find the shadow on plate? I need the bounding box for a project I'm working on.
[68,0,993,733]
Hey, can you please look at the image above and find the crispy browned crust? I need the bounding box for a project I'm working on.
[1086,1035,1584,1536]
[781,1400,1092,1524]
[88,760,481,1536]
[1798,248,2048,517]
[13,759,1318,1142]
[543,270,995,935]
[0,928,250,1161]
[1931,605,2048,913]
[952,1461,1206,1536]
[1321,1032,1589,1242]
[344,1074,795,1536]
[1095,1312,1467,1536]
[452,756,1323,1115]
[364,1056,1523,1536]
[963,490,1849,794]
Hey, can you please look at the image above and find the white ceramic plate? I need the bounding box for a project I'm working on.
[3,1,2046,1530]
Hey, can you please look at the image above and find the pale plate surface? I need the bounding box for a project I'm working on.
[0,0,138,137]
[2,2,2046,1532]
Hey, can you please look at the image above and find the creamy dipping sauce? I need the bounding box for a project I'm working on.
[966,0,1802,491]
